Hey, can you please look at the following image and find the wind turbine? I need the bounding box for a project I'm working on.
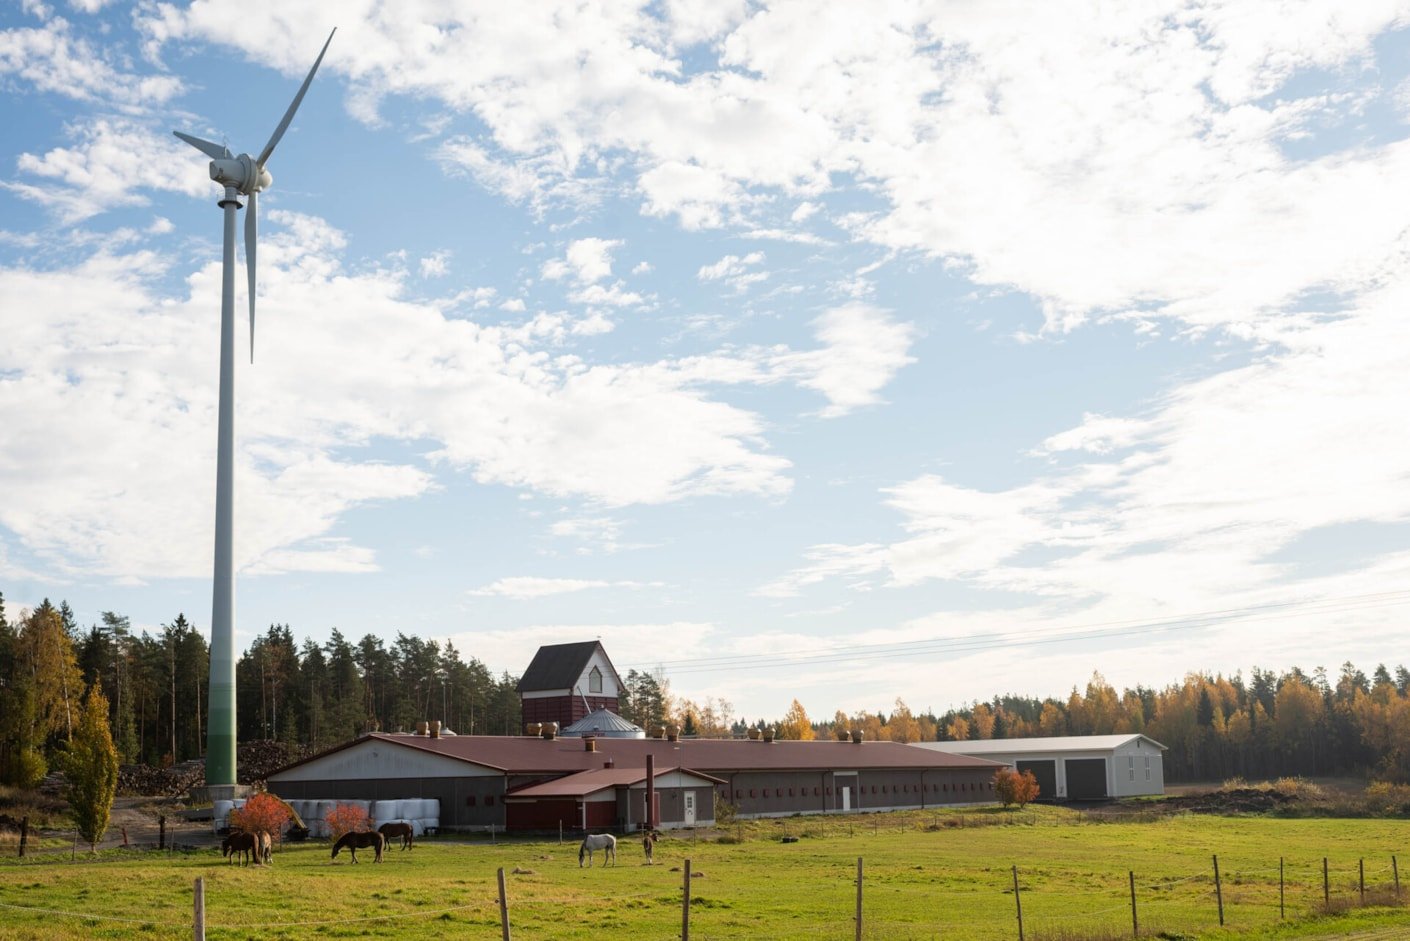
[174,29,335,792]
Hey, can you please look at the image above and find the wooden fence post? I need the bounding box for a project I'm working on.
[1012,864,1025,941]
[1323,857,1329,908]
[855,857,863,941]
[1129,870,1138,939]
[682,858,692,941]
[1279,857,1284,919]
[17,817,27,858]
[497,867,510,941]
[193,877,205,941]
[1359,858,1365,905]
[1212,855,1224,926]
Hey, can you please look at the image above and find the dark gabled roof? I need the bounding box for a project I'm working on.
[516,641,621,693]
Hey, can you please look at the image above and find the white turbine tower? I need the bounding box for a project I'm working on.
[174,29,335,792]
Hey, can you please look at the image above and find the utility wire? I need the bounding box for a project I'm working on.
[624,589,1410,678]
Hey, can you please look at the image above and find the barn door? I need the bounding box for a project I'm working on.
[683,791,696,826]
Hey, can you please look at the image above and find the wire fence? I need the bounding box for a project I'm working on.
[0,839,1406,939]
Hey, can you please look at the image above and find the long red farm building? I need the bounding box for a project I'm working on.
[267,641,1004,832]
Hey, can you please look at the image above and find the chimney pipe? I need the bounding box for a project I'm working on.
[646,752,656,831]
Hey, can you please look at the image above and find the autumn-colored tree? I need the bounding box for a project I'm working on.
[778,699,815,740]
[993,768,1040,809]
[230,792,293,840]
[65,680,118,850]
[324,802,371,839]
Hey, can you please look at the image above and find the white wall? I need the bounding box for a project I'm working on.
[269,740,500,783]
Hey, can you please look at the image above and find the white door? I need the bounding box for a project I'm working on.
[841,786,851,811]
[683,791,696,826]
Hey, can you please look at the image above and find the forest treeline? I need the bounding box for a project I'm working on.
[0,594,522,785]
[4,590,1409,787]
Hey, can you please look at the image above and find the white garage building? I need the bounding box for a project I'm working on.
[913,734,1167,800]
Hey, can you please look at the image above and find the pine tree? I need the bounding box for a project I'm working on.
[65,680,119,851]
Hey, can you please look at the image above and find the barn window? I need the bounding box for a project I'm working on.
[588,666,603,694]
[466,795,477,806]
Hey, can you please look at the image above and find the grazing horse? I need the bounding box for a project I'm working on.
[331,830,385,864]
[378,821,415,850]
[579,833,617,868]
[221,831,258,866]
[256,831,273,864]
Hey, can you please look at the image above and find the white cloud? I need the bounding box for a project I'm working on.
[0,17,182,107]
[696,251,767,292]
[420,251,451,278]
[768,304,916,418]
[8,118,212,221]
[468,576,656,599]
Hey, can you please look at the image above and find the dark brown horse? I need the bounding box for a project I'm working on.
[331,830,385,863]
[378,821,414,850]
[222,831,258,865]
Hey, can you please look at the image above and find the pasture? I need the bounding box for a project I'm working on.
[1,808,1408,940]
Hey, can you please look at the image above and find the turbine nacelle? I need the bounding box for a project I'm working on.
[209,155,272,196]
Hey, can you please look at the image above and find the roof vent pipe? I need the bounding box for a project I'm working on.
[850,729,863,744]
[541,722,558,740]
[430,720,441,739]
[584,736,597,752]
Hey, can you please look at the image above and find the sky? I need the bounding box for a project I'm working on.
[4,0,1410,724]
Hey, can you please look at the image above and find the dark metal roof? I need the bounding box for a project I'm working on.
[269,732,1008,780]
[515,641,621,693]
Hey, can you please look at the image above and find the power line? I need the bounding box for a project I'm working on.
[622,589,1410,678]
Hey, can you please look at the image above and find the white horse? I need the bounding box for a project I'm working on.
[579,833,617,868]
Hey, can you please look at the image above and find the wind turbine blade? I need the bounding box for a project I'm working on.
[174,131,231,160]
[246,190,257,363]
[256,28,336,168]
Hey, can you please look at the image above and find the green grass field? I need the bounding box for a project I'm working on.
[1,807,1407,940]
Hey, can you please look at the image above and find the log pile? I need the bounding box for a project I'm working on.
[114,741,316,796]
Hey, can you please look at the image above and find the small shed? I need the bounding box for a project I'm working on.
[913,734,1167,800]
[504,766,721,831]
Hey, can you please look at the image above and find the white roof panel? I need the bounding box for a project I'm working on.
[914,734,1166,755]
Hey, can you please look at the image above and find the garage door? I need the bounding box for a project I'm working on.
[1015,760,1057,800]
[1065,758,1107,799]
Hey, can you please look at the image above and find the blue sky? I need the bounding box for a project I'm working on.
[5,1,1410,723]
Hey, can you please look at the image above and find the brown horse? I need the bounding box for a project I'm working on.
[221,831,258,865]
[378,821,414,850]
[331,830,385,863]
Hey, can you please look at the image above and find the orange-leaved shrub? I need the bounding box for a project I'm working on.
[229,792,292,838]
[324,802,371,840]
[993,768,1040,809]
